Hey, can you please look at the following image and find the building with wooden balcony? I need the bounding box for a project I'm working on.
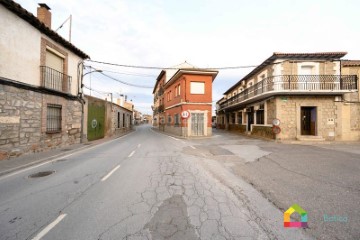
[0,1,89,159]
[216,52,359,141]
[153,62,218,137]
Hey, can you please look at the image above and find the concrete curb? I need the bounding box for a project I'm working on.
[0,130,134,178]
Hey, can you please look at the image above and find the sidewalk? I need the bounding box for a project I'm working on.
[0,131,133,177]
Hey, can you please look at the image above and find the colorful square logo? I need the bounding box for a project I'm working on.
[284,204,308,228]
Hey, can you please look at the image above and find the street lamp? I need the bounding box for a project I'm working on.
[82,69,103,96]
[78,68,102,143]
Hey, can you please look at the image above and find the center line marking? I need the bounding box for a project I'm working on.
[190,146,196,149]
[128,150,135,158]
[101,165,120,181]
[137,144,141,148]
[31,214,67,240]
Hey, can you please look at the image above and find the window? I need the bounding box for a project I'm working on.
[117,112,120,128]
[230,112,236,124]
[256,110,264,124]
[175,84,181,97]
[123,113,125,127]
[190,82,205,94]
[47,104,62,133]
[167,91,172,101]
[167,115,172,125]
[174,114,180,126]
[238,112,242,124]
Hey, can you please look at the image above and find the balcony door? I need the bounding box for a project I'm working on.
[299,65,319,90]
[45,50,64,91]
[301,107,316,135]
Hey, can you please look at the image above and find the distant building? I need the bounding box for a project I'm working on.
[153,62,218,137]
[84,95,132,141]
[0,1,89,159]
[216,52,359,141]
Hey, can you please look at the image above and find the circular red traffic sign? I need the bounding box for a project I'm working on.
[181,110,190,119]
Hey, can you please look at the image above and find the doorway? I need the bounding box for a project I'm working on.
[301,107,316,135]
[191,113,205,136]
[247,110,254,132]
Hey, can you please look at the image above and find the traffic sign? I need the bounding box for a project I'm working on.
[272,118,281,126]
[181,110,190,119]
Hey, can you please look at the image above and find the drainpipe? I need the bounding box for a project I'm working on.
[77,59,87,143]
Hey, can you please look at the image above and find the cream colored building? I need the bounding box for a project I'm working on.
[216,52,359,141]
[0,1,89,158]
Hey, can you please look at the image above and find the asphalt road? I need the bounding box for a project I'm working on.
[0,125,312,240]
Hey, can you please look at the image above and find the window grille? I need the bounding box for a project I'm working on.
[47,104,62,133]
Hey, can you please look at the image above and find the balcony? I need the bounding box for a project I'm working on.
[40,66,72,94]
[153,104,165,114]
[220,75,358,110]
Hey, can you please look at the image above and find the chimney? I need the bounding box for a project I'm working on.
[37,3,52,28]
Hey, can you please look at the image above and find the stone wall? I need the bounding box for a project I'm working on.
[266,98,276,125]
[275,96,337,140]
[0,84,81,159]
[228,124,246,133]
[252,125,275,139]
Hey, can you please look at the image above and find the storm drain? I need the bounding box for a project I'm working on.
[28,171,55,178]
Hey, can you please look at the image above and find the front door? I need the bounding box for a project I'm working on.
[301,107,316,135]
[247,111,254,131]
[191,113,204,136]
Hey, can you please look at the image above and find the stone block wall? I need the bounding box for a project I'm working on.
[275,96,337,140]
[228,124,246,133]
[0,84,82,159]
[252,125,275,139]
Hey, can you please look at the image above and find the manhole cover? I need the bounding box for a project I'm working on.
[28,171,55,178]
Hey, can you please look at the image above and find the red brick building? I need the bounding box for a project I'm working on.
[153,62,218,137]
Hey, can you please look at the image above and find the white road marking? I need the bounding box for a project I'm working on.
[128,150,135,158]
[201,153,207,157]
[137,144,141,148]
[190,146,196,149]
[101,165,120,182]
[31,214,67,240]
[169,136,179,141]
[0,131,135,181]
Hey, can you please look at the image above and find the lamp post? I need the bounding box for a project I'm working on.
[79,68,102,143]
[82,69,103,96]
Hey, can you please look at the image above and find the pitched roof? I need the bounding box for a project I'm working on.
[0,0,89,59]
[224,52,347,94]
[342,60,360,67]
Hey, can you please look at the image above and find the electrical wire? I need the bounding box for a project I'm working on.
[99,72,154,88]
[86,59,258,70]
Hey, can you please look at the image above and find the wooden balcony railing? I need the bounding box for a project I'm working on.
[220,75,358,110]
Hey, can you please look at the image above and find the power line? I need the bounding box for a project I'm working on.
[86,59,258,70]
[83,65,154,88]
[84,65,156,77]
[100,72,154,88]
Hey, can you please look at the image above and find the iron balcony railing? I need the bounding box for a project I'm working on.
[40,66,72,93]
[220,75,358,109]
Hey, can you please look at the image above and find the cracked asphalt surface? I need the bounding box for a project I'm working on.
[0,125,313,239]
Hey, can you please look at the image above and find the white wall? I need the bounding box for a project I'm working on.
[0,7,41,86]
[0,7,83,96]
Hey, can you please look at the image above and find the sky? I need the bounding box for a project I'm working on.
[16,0,360,115]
